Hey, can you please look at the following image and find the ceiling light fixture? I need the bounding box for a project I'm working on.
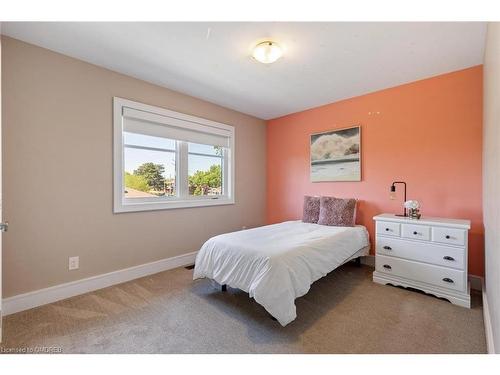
[252,41,283,64]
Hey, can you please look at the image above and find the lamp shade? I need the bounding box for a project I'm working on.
[389,184,397,200]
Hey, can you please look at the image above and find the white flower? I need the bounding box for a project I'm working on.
[404,200,420,209]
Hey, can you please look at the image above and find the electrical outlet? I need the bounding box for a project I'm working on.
[69,256,79,270]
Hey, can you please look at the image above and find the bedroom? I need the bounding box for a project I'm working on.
[0,0,499,373]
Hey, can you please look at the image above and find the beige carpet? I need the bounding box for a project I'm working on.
[0,263,486,353]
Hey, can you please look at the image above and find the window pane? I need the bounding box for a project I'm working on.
[124,132,175,150]
[188,154,223,196]
[124,147,176,198]
[188,142,223,156]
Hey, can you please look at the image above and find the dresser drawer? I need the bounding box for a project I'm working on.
[401,223,430,241]
[432,227,466,247]
[375,255,466,292]
[376,236,465,269]
[376,221,400,237]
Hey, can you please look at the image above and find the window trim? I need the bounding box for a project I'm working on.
[113,97,235,213]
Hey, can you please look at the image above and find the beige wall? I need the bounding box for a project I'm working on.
[483,22,500,353]
[1,36,267,297]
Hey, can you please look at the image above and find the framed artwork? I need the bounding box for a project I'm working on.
[310,125,361,182]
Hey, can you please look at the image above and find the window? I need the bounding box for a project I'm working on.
[113,97,234,212]
[188,142,223,196]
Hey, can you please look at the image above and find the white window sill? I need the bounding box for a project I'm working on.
[114,197,235,213]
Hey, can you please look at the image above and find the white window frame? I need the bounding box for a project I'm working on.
[113,97,235,213]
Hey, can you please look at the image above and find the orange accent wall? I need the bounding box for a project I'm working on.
[266,66,484,276]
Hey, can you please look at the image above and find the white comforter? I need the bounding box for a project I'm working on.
[193,221,370,326]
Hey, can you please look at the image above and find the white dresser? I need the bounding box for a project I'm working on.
[373,213,471,308]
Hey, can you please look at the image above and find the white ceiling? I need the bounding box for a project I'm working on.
[1,22,487,119]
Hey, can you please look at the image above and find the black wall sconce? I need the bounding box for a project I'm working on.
[390,181,407,217]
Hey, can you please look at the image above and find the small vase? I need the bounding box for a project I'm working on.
[408,208,421,219]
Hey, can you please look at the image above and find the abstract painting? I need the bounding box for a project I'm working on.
[310,126,361,182]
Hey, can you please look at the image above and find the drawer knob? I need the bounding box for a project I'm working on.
[442,278,454,283]
[383,264,392,270]
[385,228,390,231]
[445,235,451,239]
[443,256,455,261]
[383,246,392,250]
[413,231,418,235]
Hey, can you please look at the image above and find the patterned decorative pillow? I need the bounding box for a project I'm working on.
[318,196,357,227]
[302,196,321,223]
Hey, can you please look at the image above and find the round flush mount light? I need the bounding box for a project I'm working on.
[252,41,283,64]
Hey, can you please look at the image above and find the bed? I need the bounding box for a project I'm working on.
[193,220,370,326]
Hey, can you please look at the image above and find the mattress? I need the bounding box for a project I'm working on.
[193,220,370,326]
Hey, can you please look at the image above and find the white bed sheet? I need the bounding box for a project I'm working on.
[193,221,370,326]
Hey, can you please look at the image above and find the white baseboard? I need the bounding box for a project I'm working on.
[2,251,198,316]
[482,282,496,354]
[469,275,483,292]
[361,255,375,267]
